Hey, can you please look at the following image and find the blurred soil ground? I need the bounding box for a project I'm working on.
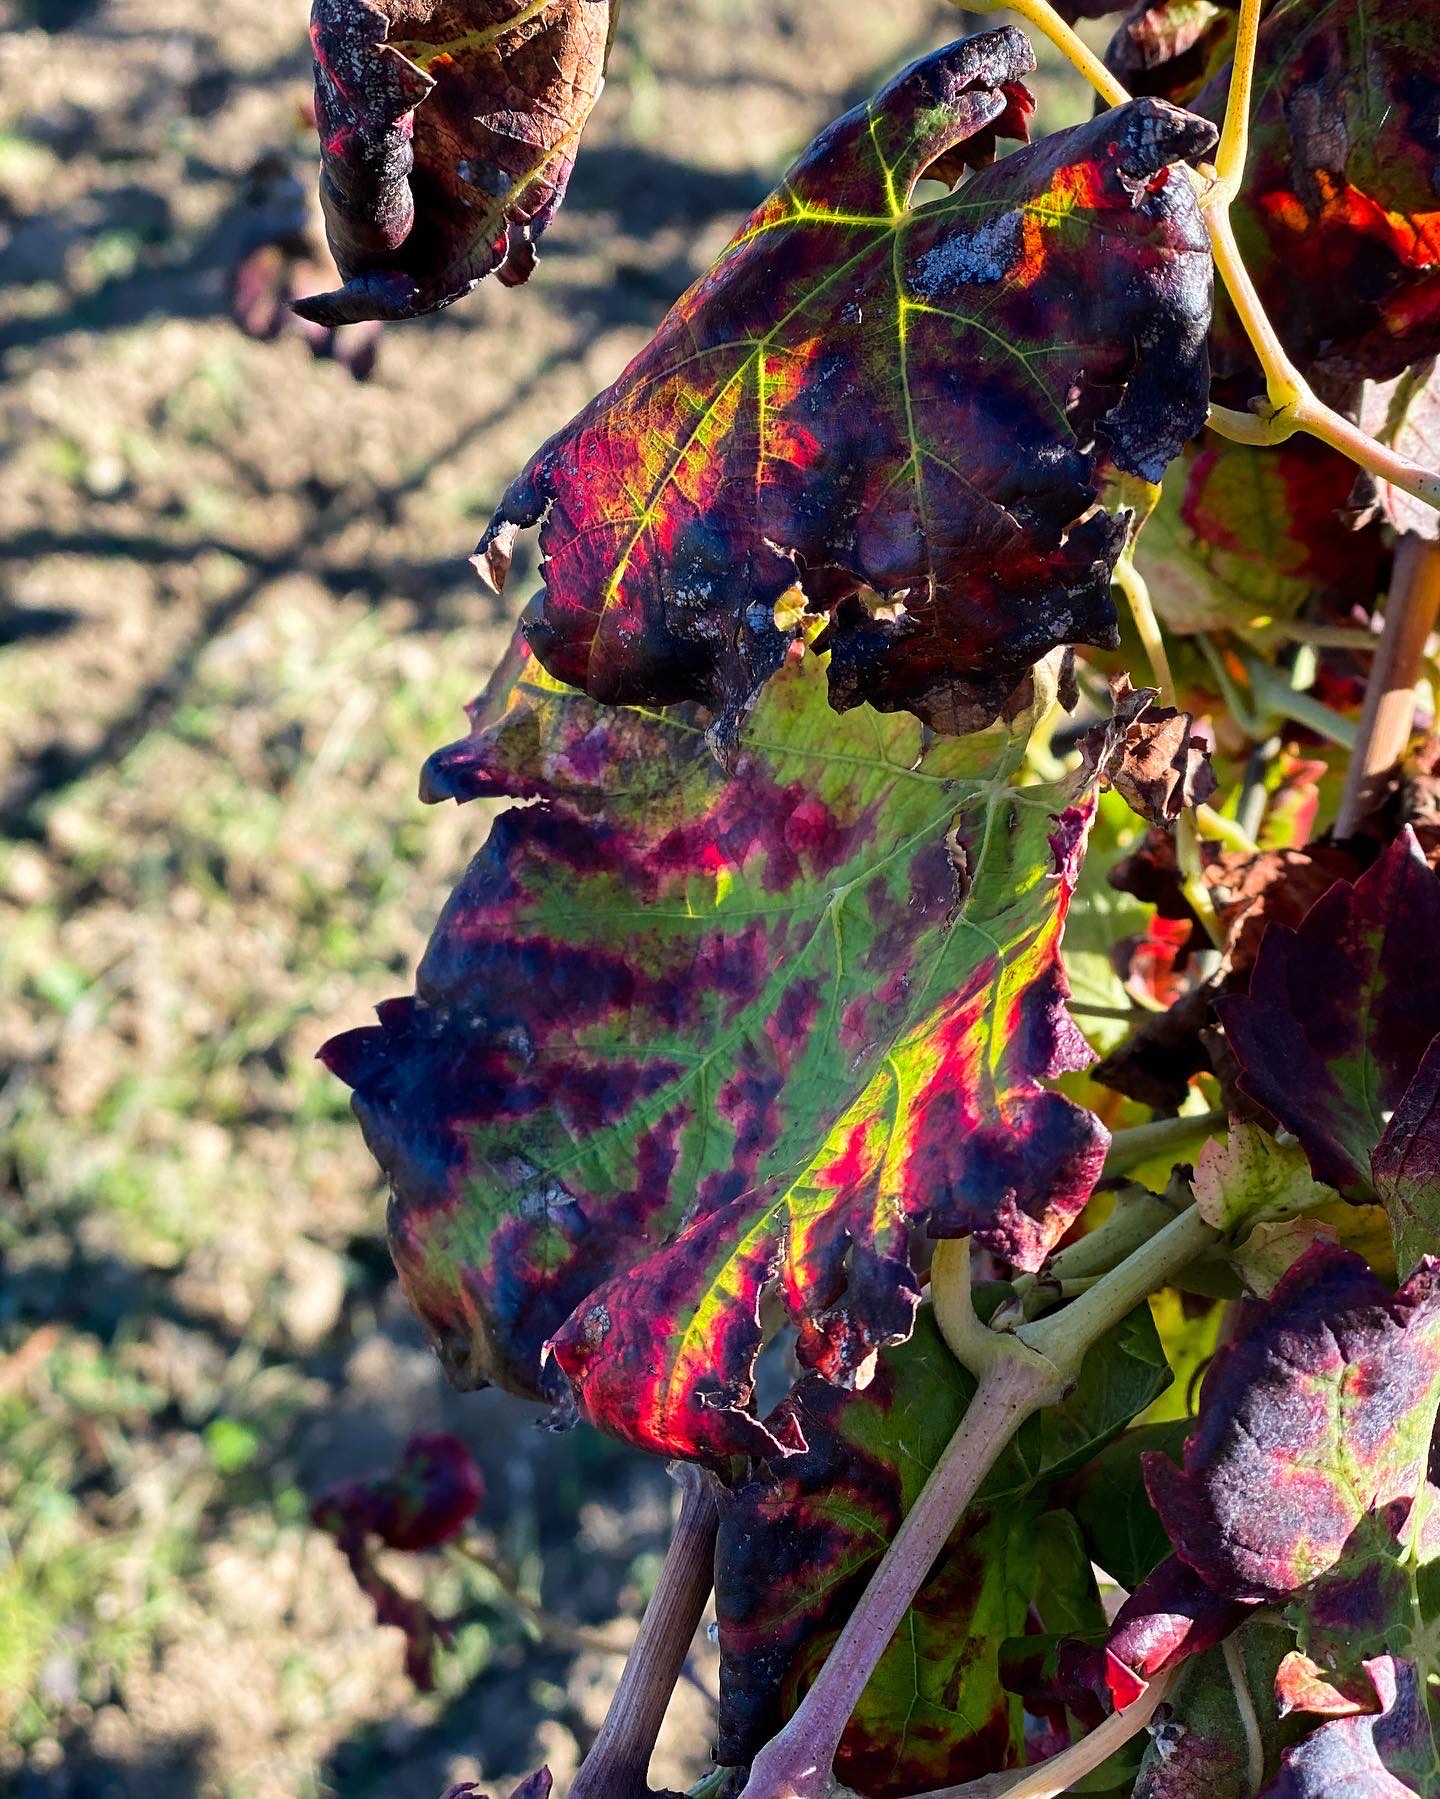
[0,3,1090,1793]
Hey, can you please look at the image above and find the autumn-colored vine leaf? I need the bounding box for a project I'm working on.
[1136,435,1385,639]
[1275,1650,1384,1722]
[324,634,1114,1459]
[1142,1243,1440,1606]
[1092,826,1367,1113]
[1099,1552,1252,1708]
[311,1432,483,1688]
[1218,830,1440,1266]
[1261,1657,1433,1798]
[1122,0,1440,387]
[712,1304,1167,1794]
[1098,0,1237,106]
[475,29,1217,756]
[297,0,611,325]
[1093,1245,1440,1791]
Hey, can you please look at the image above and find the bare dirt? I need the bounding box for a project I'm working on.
[0,2,1089,1793]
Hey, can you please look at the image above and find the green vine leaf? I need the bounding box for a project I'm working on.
[1132,1620,1300,1799]
[475,30,1217,755]
[299,0,612,324]
[1190,1119,1333,1241]
[1063,1418,1189,1594]
[322,633,1110,1459]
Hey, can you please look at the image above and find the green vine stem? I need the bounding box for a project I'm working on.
[571,1464,718,1799]
[1101,1107,1228,1178]
[1334,535,1440,836]
[738,1209,1218,1799]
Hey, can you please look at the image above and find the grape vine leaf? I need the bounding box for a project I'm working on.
[298,0,611,325]
[1190,1120,1332,1241]
[1218,830,1440,1269]
[1261,1657,1432,1798]
[1142,1243,1440,1607]
[1132,1621,1300,1799]
[1359,357,1440,543]
[1124,0,1440,386]
[475,29,1217,756]
[311,1432,483,1688]
[322,634,1112,1460]
[712,1303,1167,1794]
[1062,1417,1189,1594]
[1136,435,1385,640]
[1094,1245,1440,1706]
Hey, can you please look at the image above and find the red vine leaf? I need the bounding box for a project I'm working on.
[298,0,611,325]
[1276,1651,1388,1721]
[1141,1244,1440,1605]
[1102,1552,1253,1706]
[322,636,1109,1459]
[1219,830,1440,1263]
[1137,435,1386,639]
[1260,1657,1432,1798]
[1185,0,1440,386]
[1095,1245,1440,1708]
[713,1304,1167,1793]
[311,1433,483,1688]
[1096,1247,1440,1792]
[475,30,1217,755]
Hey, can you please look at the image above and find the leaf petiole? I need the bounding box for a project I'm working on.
[740,1206,1219,1798]
[1103,1108,1228,1178]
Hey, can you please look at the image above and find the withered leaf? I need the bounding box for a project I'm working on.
[1082,674,1217,826]
[475,31,1216,755]
[299,0,611,324]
